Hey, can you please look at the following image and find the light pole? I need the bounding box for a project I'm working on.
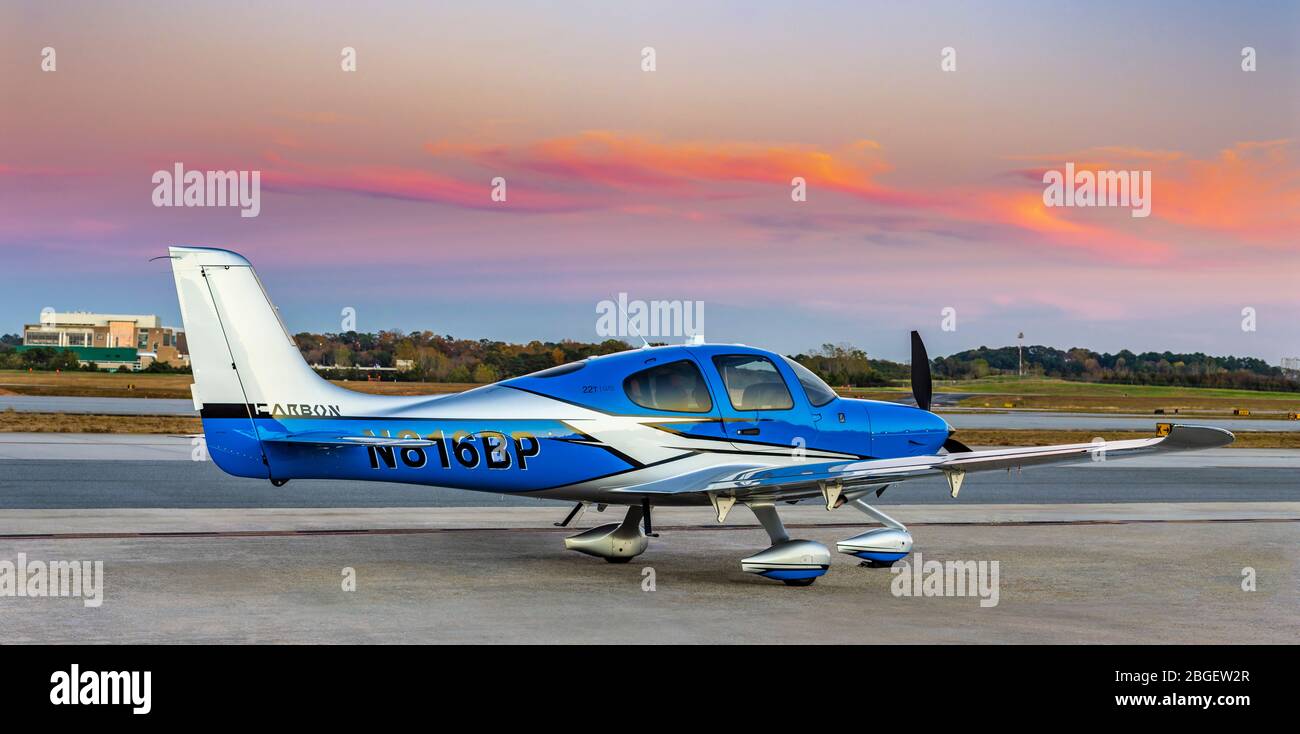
[1017,332,1024,377]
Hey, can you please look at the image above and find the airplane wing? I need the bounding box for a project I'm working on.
[616,424,1233,503]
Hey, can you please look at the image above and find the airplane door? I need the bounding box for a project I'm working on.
[703,353,817,456]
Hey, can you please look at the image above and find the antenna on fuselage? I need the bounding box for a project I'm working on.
[628,321,651,349]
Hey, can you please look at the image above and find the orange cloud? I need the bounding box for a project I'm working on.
[1007,146,1186,164]
[1157,140,1299,239]
[426,131,937,207]
[982,140,1300,256]
[260,152,585,213]
[257,133,1297,266]
[972,190,1173,264]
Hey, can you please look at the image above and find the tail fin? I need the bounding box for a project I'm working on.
[170,246,343,409]
[169,246,356,477]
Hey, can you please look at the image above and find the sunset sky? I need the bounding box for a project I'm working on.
[2,1,1297,361]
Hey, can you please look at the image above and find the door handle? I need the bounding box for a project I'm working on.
[738,428,761,436]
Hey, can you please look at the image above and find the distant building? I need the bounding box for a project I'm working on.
[20,311,189,370]
[1283,357,1300,375]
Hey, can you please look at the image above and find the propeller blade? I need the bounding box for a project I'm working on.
[943,436,972,454]
[910,330,933,412]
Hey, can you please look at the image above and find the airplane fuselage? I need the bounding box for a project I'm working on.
[169,246,1232,584]
[199,344,951,505]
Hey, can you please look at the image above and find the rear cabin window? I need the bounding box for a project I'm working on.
[712,355,794,411]
[623,360,713,413]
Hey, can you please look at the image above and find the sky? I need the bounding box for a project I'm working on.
[1,1,1297,362]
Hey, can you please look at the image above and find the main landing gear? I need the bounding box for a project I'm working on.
[559,494,913,584]
[563,504,649,563]
[739,502,831,586]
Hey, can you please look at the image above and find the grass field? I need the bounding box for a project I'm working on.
[0,411,202,434]
[2,369,1297,417]
[951,429,1300,449]
[0,370,195,399]
[938,377,1300,415]
[0,370,473,399]
[789,381,1300,417]
[935,375,1287,399]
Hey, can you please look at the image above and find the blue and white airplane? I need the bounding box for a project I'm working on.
[168,246,1234,586]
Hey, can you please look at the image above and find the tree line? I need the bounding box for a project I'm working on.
[932,344,1298,392]
[3,331,1295,392]
[292,331,632,383]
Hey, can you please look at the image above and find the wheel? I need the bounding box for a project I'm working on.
[860,559,896,569]
[781,577,817,587]
[604,556,634,564]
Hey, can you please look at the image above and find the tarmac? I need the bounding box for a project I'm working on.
[0,433,1294,644]
[0,503,1295,643]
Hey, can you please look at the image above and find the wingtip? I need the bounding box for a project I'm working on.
[1163,424,1235,450]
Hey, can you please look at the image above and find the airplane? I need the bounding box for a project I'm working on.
[166,246,1235,586]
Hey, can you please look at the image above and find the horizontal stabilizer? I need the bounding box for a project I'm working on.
[263,432,436,448]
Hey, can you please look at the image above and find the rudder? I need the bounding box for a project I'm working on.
[169,246,357,478]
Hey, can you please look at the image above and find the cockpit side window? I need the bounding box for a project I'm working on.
[712,355,794,411]
[623,360,713,413]
[782,356,839,407]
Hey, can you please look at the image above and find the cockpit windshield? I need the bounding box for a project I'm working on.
[782,357,839,407]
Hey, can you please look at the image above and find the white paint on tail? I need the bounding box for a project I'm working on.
[169,246,397,413]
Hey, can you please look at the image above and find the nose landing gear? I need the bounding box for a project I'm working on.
[836,498,913,568]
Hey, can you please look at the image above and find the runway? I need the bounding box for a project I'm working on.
[943,411,1300,432]
[0,504,1294,643]
[0,395,196,415]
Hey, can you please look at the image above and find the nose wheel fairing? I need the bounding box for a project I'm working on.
[836,497,914,566]
[740,540,832,583]
[836,527,913,563]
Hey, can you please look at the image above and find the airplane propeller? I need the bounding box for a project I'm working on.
[909,330,932,412]
[910,330,971,454]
